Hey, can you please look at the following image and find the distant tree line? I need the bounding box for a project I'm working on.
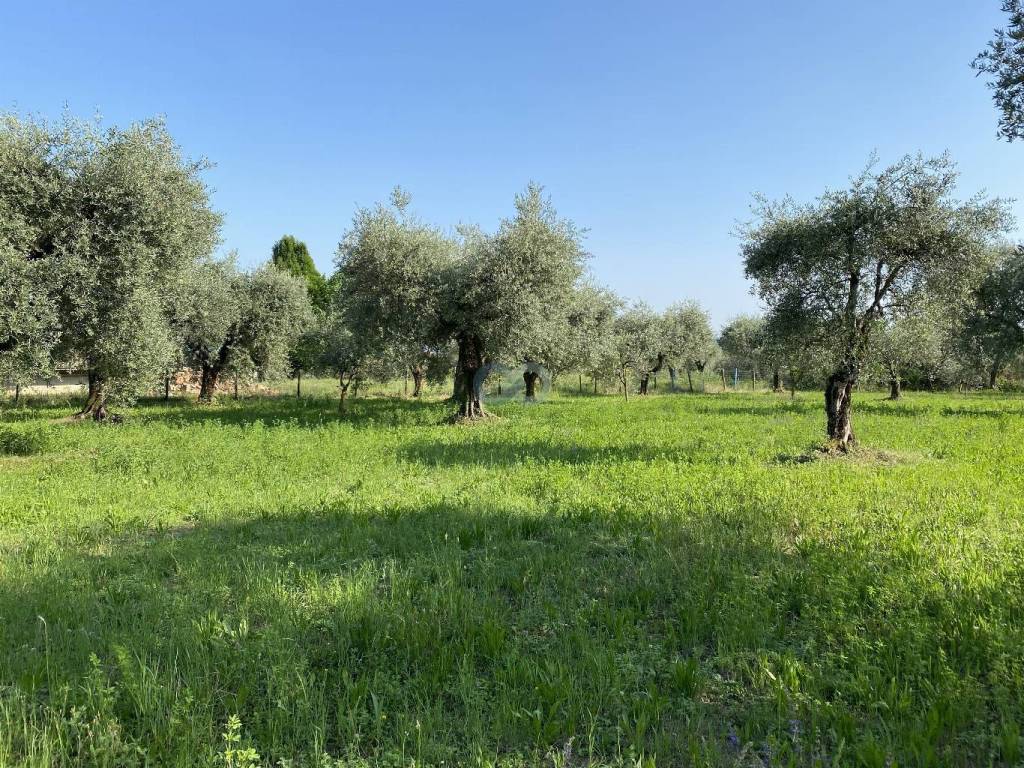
[1,112,1020,446]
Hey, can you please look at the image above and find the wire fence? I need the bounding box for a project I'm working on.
[556,369,798,397]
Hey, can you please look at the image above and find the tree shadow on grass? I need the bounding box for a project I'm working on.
[1,498,1020,766]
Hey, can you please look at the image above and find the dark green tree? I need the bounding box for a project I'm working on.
[272,235,331,311]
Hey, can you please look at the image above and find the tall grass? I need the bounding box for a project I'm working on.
[0,387,1022,766]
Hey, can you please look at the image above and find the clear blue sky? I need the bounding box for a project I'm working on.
[4,1,1022,329]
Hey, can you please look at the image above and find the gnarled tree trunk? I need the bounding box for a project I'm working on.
[338,373,351,414]
[198,365,219,403]
[199,341,233,404]
[824,371,855,448]
[453,333,486,418]
[411,365,425,398]
[888,377,901,400]
[639,353,664,396]
[524,370,540,401]
[76,369,110,421]
[988,354,1003,389]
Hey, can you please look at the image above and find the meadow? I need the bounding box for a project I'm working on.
[0,386,1023,767]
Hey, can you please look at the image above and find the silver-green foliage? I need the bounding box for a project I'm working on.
[717,314,765,373]
[0,116,61,388]
[336,187,453,377]
[742,153,1009,442]
[1,112,222,409]
[661,301,717,371]
[973,1,1024,142]
[337,184,588,414]
[613,302,662,386]
[177,257,311,397]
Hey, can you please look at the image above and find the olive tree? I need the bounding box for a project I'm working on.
[177,258,311,402]
[717,314,765,386]
[571,284,621,393]
[973,1,1024,141]
[0,118,61,398]
[521,282,619,393]
[1,113,222,419]
[761,307,834,397]
[870,301,950,399]
[336,187,453,399]
[444,185,587,417]
[742,154,1009,447]
[293,308,370,413]
[959,247,1024,387]
[338,184,587,419]
[0,255,58,400]
[660,301,717,392]
[613,302,662,399]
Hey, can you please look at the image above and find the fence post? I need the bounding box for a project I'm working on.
[733,368,738,389]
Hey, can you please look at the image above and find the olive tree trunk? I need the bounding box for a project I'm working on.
[524,370,540,401]
[411,365,425,398]
[988,353,1003,389]
[888,377,902,400]
[338,373,351,414]
[76,370,110,421]
[824,371,855,448]
[452,333,486,418]
[198,365,219,403]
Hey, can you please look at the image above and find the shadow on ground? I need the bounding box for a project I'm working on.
[1,495,1019,766]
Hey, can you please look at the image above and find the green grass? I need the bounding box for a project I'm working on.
[1,387,1023,767]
